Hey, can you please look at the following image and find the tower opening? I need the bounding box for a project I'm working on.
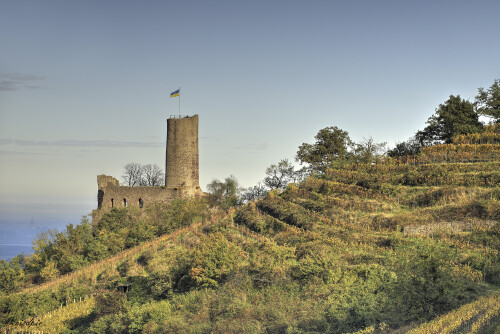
[97,190,104,209]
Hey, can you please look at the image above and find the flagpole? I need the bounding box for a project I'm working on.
[178,87,181,117]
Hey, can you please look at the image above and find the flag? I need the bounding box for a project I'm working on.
[170,89,180,98]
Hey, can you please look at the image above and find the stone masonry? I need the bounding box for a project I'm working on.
[93,115,202,221]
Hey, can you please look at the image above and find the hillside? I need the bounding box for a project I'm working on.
[1,141,499,333]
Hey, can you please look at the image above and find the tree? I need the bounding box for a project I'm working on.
[40,260,60,282]
[122,162,143,186]
[142,163,164,186]
[416,95,482,145]
[476,79,500,123]
[0,258,25,294]
[206,176,241,210]
[264,159,296,190]
[387,136,422,157]
[353,137,387,163]
[296,126,353,172]
[241,182,268,202]
[122,163,164,186]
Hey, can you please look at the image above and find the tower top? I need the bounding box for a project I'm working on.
[168,114,198,120]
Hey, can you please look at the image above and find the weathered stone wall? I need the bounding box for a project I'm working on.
[97,175,177,209]
[166,115,199,190]
[93,115,202,223]
[93,174,202,222]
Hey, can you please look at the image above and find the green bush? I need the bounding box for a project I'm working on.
[190,233,243,288]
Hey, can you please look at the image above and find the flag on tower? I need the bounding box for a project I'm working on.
[170,89,180,98]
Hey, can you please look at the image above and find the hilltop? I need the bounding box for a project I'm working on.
[1,137,499,332]
[1,91,500,332]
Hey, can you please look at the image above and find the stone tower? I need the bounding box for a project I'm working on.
[165,115,200,195]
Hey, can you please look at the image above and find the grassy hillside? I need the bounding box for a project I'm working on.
[1,151,499,333]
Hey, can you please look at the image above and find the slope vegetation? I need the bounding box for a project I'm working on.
[1,156,499,333]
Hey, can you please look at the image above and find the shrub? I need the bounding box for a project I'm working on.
[190,233,243,288]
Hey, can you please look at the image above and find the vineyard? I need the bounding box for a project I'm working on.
[4,296,96,333]
[407,291,500,334]
[1,143,499,333]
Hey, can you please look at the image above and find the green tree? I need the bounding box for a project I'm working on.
[387,136,422,157]
[207,175,241,210]
[476,79,500,123]
[416,95,482,145]
[241,182,268,202]
[40,260,60,282]
[264,159,296,190]
[0,258,25,294]
[296,126,353,172]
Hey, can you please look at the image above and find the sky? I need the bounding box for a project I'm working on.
[1,0,499,234]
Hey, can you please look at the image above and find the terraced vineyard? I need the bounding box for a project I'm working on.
[1,146,499,332]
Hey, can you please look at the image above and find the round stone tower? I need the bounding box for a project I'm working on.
[165,115,200,193]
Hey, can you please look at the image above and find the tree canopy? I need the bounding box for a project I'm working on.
[476,79,500,123]
[416,95,482,145]
[206,176,241,210]
[296,126,353,172]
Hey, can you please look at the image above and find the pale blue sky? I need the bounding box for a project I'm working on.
[0,0,499,229]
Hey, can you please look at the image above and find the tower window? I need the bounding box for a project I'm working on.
[139,198,144,208]
[110,198,114,208]
[98,190,104,209]
[124,198,128,207]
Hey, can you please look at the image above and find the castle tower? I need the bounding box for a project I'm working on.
[165,115,200,193]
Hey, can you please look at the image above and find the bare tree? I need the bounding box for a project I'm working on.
[122,162,143,186]
[353,137,387,163]
[142,164,164,186]
[122,163,164,186]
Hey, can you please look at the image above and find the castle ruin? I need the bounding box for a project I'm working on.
[93,115,202,220]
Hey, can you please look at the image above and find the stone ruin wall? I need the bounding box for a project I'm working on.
[93,174,201,222]
[93,115,202,223]
[97,175,178,210]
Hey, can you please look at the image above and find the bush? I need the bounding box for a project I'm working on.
[190,233,243,288]
[95,291,129,318]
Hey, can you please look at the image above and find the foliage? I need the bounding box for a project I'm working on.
[476,79,500,123]
[387,136,422,157]
[352,137,387,163]
[146,198,208,235]
[207,175,242,209]
[416,95,482,145]
[190,232,243,288]
[264,159,297,190]
[241,182,268,202]
[95,291,129,318]
[408,291,500,334]
[297,126,353,172]
[2,122,500,333]
[0,258,24,294]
